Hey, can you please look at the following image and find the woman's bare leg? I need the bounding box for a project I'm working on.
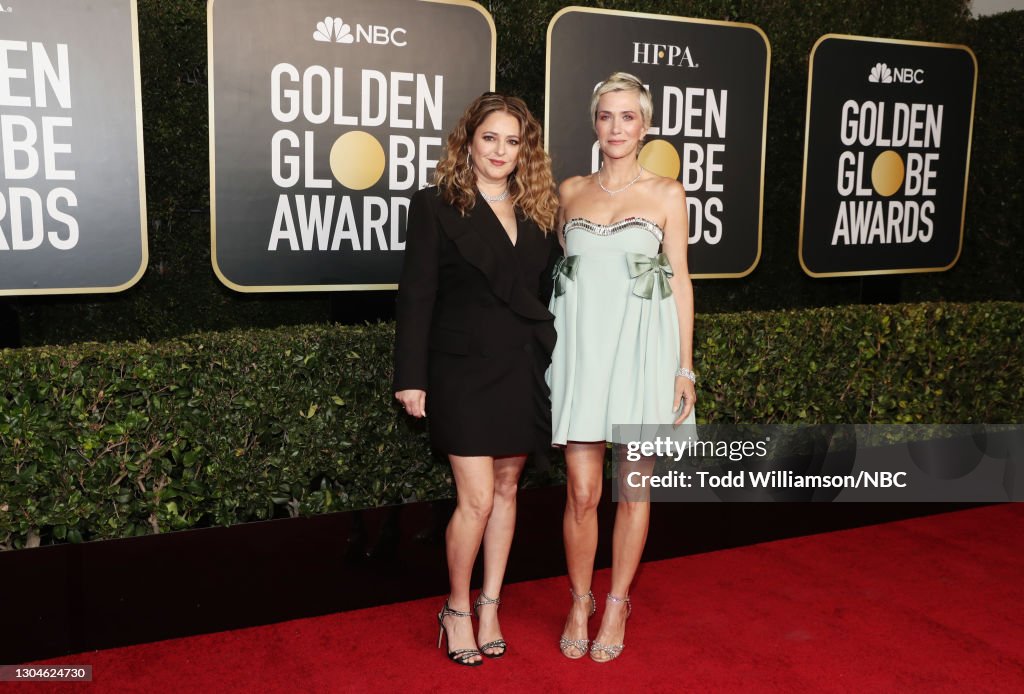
[442,455,495,663]
[560,442,605,656]
[590,447,654,661]
[475,454,527,654]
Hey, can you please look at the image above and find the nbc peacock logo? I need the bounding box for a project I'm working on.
[313,17,354,44]
[311,15,407,47]
[868,61,924,85]
[868,62,893,83]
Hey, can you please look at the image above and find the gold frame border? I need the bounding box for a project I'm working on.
[208,0,496,293]
[544,5,771,280]
[0,0,149,297]
[798,33,978,279]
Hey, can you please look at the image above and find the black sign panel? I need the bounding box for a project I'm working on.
[209,0,494,291]
[546,7,769,278]
[0,0,147,295]
[800,35,977,277]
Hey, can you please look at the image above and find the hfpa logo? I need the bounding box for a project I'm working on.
[632,42,698,68]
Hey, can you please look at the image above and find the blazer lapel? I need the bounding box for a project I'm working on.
[435,195,553,323]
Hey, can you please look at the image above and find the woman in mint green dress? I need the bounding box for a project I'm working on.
[549,73,697,663]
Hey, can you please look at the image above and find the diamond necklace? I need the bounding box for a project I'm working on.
[479,187,510,203]
[597,165,644,195]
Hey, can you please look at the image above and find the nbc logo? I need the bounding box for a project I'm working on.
[868,62,924,84]
[312,15,407,47]
[868,62,893,83]
[314,17,354,43]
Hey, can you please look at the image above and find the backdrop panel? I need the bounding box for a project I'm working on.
[0,0,147,296]
[800,35,977,277]
[209,0,495,292]
[545,7,770,278]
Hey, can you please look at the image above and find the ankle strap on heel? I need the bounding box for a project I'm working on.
[606,593,632,618]
[440,599,473,620]
[474,591,501,612]
[570,587,596,617]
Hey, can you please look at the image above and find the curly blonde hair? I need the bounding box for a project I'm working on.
[434,93,558,232]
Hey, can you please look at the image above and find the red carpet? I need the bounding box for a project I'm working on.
[22,505,1024,692]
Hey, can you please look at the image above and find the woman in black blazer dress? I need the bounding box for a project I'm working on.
[394,93,559,666]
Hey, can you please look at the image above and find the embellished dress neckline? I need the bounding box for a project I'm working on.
[563,217,665,243]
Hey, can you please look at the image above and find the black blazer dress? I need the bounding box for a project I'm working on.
[393,186,560,457]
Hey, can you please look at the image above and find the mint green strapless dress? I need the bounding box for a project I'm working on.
[547,217,696,445]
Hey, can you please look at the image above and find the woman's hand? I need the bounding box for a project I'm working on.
[673,376,697,424]
[395,389,427,418]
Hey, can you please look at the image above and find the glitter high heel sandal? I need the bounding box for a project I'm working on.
[589,593,632,663]
[473,591,507,658]
[437,600,483,667]
[558,587,596,659]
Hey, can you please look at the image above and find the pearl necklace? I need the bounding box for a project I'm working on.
[479,188,510,203]
[597,166,644,195]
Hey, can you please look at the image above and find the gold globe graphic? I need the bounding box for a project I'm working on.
[638,140,680,180]
[330,131,386,190]
[871,150,905,197]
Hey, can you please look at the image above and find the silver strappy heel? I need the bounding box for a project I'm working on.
[558,587,596,659]
[473,591,507,658]
[437,599,483,667]
[590,593,632,662]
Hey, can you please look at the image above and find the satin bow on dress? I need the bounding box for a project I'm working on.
[552,255,580,297]
[626,252,674,299]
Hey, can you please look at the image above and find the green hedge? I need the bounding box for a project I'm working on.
[8,1,1023,344]
[2,302,1021,549]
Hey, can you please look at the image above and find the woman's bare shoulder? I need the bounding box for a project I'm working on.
[558,174,592,203]
[644,173,685,198]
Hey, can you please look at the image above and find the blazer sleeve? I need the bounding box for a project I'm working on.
[393,190,440,392]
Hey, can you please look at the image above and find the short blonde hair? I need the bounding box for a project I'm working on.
[590,72,653,129]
